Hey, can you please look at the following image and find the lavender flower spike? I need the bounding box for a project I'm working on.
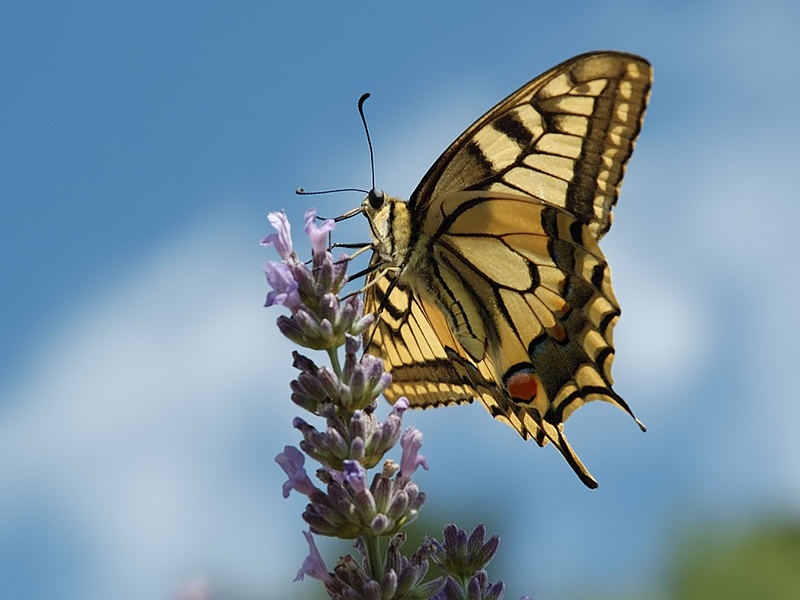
[294,531,333,583]
[275,445,318,498]
[265,210,508,596]
[399,426,428,478]
[261,210,293,260]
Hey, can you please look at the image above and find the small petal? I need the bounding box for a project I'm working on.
[331,254,349,292]
[414,577,447,599]
[473,534,500,571]
[350,410,367,439]
[353,488,378,521]
[370,513,391,535]
[319,293,341,327]
[343,459,368,494]
[399,427,428,478]
[294,531,332,583]
[349,436,366,462]
[261,210,293,259]
[381,569,399,598]
[290,261,316,298]
[443,523,459,550]
[391,397,409,416]
[263,261,301,309]
[485,580,505,600]
[440,577,464,600]
[372,476,393,512]
[467,571,487,598]
[275,446,317,498]
[350,312,375,336]
[327,479,356,514]
[345,334,360,355]
[467,524,486,557]
[327,467,345,485]
[363,580,382,600]
[276,314,305,343]
[304,207,335,258]
[381,460,400,479]
[292,351,318,373]
[387,489,410,519]
[359,353,385,382]
[315,252,338,292]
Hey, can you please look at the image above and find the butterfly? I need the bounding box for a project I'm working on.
[358,51,651,488]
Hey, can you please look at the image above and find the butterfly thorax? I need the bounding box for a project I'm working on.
[364,188,496,362]
[362,189,413,270]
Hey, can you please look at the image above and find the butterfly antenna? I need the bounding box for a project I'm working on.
[357,93,376,190]
[296,187,369,195]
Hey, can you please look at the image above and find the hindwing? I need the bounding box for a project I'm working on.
[363,254,602,487]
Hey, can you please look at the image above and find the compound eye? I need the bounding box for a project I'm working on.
[368,188,384,210]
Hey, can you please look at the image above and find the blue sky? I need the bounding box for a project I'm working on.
[2,1,800,599]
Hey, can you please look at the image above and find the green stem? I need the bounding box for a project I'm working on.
[364,534,383,581]
[327,347,342,378]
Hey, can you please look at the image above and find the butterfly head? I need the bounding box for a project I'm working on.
[365,187,385,211]
[362,187,411,266]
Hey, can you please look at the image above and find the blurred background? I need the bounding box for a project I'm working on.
[2,1,799,598]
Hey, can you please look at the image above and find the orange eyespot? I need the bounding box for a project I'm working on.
[506,372,538,402]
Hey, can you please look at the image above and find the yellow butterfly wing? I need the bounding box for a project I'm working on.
[363,51,651,487]
[410,51,651,239]
[363,260,500,408]
[363,256,602,487]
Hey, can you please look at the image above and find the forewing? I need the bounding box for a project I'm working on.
[409,51,651,239]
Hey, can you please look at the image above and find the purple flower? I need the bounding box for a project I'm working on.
[261,210,293,260]
[391,397,409,417]
[343,459,368,494]
[349,353,391,407]
[263,261,301,309]
[467,571,504,600]
[433,524,501,581]
[275,446,318,498]
[399,427,428,478]
[326,468,345,485]
[294,531,332,583]
[304,207,335,258]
